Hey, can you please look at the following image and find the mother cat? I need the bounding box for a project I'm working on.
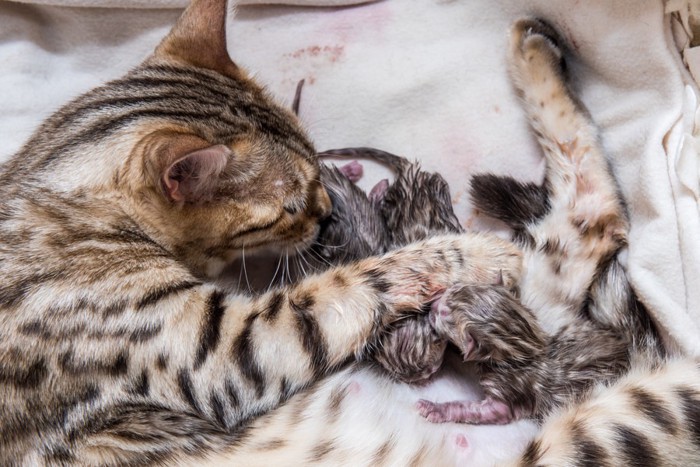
[0,0,521,464]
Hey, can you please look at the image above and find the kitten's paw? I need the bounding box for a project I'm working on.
[416,399,453,424]
[417,398,515,425]
[429,295,475,359]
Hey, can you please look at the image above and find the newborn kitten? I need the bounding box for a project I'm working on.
[313,160,388,265]
[315,148,461,384]
[421,284,629,424]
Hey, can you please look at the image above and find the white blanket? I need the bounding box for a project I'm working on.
[1,0,698,360]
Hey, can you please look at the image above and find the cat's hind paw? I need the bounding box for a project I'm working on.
[508,17,569,104]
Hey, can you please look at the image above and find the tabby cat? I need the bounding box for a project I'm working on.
[0,0,522,464]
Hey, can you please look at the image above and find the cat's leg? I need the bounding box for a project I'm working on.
[504,18,630,332]
[508,17,627,238]
[138,234,522,431]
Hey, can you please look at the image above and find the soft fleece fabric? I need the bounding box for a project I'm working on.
[1,0,698,356]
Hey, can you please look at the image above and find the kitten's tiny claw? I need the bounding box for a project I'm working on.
[416,399,450,424]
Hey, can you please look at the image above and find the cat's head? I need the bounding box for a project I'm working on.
[20,0,330,276]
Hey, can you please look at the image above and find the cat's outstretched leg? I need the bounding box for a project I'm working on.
[474,18,628,334]
[511,20,627,257]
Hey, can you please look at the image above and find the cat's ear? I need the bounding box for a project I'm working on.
[151,0,238,77]
[162,142,231,203]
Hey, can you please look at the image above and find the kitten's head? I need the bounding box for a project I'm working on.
[16,0,330,276]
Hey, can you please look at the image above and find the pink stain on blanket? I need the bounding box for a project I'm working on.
[287,45,345,63]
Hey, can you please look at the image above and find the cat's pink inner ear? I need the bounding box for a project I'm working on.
[163,144,230,203]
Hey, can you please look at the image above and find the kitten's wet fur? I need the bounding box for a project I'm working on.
[314,148,460,383]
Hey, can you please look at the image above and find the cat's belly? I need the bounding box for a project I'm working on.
[193,356,538,466]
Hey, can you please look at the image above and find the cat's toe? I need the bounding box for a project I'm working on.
[509,19,568,83]
[512,18,563,49]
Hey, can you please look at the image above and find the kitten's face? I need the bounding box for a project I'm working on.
[26,0,331,276]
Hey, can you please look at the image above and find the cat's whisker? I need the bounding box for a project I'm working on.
[278,253,287,287]
[236,254,244,291]
[312,237,352,250]
[282,251,291,286]
[296,247,317,277]
[306,247,332,268]
[294,255,306,279]
[293,247,306,278]
[267,255,283,292]
[241,246,252,293]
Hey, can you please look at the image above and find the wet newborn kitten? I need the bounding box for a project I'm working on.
[315,148,461,384]
[421,284,630,424]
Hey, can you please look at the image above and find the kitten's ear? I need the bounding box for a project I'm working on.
[162,141,231,203]
[151,0,238,77]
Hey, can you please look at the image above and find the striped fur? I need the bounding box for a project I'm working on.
[0,1,525,464]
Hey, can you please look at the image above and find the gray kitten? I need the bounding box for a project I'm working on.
[314,148,459,384]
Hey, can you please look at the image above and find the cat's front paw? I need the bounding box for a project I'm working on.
[448,233,523,290]
[376,234,522,315]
